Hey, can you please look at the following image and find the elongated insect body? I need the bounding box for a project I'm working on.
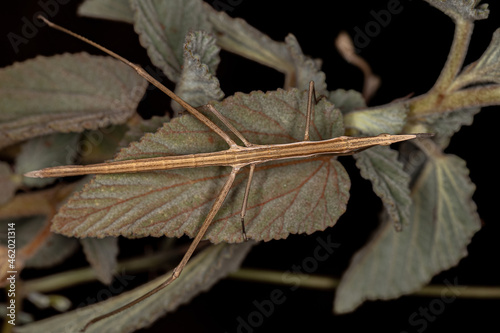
[25,134,424,178]
[27,17,432,332]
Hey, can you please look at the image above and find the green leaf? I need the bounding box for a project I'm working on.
[130,0,213,82]
[0,162,18,205]
[343,103,409,136]
[172,31,224,115]
[327,89,366,114]
[0,53,148,149]
[422,107,480,148]
[424,0,489,22]
[15,242,253,333]
[353,146,412,230]
[284,34,327,94]
[78,0,134,23]
[206,3,294,74]
[456,28,500,86]
[15,133,80,188]
[51,89,350,243]
[121,115,171,146]
[81,237,119,285]
[334,153,480,313]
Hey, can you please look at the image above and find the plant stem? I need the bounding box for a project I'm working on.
[432,19,473,94]
[228,268,500,299]
[228,268,339,290]
[408,84,500,122]
[22,251,172,294]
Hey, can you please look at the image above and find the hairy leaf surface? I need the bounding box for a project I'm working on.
[51,89,350,243]
[458,28,500,85]
[344,103,408,135]
[15,242,253,333]
[16,133,80,188]
[131,0,212,82]
[425,0,489,21]
[354,146,412,230]
[78,0,134,23]
[205,2,294,74]
[172,31,224,115]
[0,53,147,149]
[334,153,480,313]
[284,34,327,94]
[81,237,119,284]
[328,89,366,114]
[422,107,480,148]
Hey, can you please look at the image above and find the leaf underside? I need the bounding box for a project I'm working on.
[16,133,81,188]
[334,153,481,313]
[51,89,350,243]
[0,53,148,149]
[130,0,213,83]
[15,242,254,333]
[81,237,119,285]
[77,0,134,23]
[354,146,412,230]
[171,30,224,114]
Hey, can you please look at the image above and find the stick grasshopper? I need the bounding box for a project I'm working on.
[26,16,431,331]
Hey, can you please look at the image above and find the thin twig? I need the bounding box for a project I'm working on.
[228,268,500,299]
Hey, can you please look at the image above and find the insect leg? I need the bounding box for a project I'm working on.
[80,167,240,332]
[303,81,317,141]
[239,164,257,241]
[204,104,253,147]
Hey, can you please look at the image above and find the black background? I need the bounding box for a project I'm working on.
[1,1,499,332]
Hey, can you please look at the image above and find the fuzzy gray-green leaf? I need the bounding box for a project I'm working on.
[0,53,148,149]
[131,0,212,82]
[334,153,480,313]
[284,34,327,94]
[343,103,408,135]
[15,133,80,188]
[81,237,119,285]
[172,31,224,115]
[328,89,366,114]
[78,0,134,23]
[422,107,480,148]
[354,146,412,230]
[424,0,489,21]
[50,89,349,243]
[15,242,253,333]
[121,115,171,147]
[457,29,500,86]
[206,3,294,74]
